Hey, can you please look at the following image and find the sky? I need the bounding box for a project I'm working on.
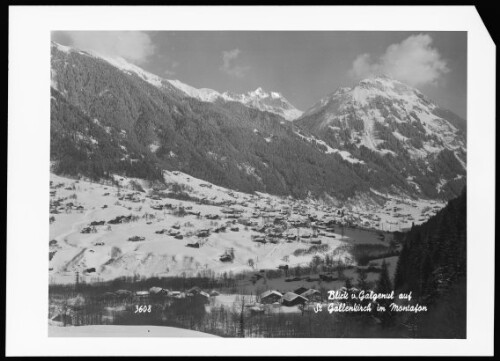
[52,31,467,119]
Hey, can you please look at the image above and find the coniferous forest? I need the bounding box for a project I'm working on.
[394,188,466,338]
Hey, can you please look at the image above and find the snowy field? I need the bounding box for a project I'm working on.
[48,325,219,337]
[49,170,442,284]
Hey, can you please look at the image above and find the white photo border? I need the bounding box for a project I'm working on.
[7,5,495,356]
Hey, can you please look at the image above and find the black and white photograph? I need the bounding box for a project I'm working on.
[7,5,495,357]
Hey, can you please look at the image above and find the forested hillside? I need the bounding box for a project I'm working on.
[51,43,466,202]
[51,43,422,201]
[394,188,466,337]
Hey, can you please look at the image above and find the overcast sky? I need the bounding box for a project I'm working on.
[52,31,467,119]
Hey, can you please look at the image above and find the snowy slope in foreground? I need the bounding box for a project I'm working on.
[49,325,219,337]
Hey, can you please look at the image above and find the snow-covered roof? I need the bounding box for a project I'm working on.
[149,287,168,294]
[260,290,283,299]
[282,292,308,302]
[300,289,320,297]
[199,291,210,298]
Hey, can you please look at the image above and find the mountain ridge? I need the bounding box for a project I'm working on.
[295,75,466,199]
[51,42,302,121]
[50,41,466,203]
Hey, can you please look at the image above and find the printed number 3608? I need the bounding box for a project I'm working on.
[135,305,152,313]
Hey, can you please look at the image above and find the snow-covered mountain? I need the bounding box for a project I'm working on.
[299,75,465,157]
[296,76,465,154]
[295,75,467,199]
[50,41,466,202]
[51,41,378,202]
[51,42,302,121]
[167,80,303,121]
[221,87,303,121]
[166,79,222,102]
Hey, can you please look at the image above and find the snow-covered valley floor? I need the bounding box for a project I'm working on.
[49,170,444,284]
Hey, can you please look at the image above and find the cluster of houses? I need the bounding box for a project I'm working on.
[98,286,220,302]
[259,287,322,306]
[118,191,143,203]
[50,198,84,215]
[49,181,86,215]
[145,185,356,241]
[154,202,347,252]
[94,285,323,308]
